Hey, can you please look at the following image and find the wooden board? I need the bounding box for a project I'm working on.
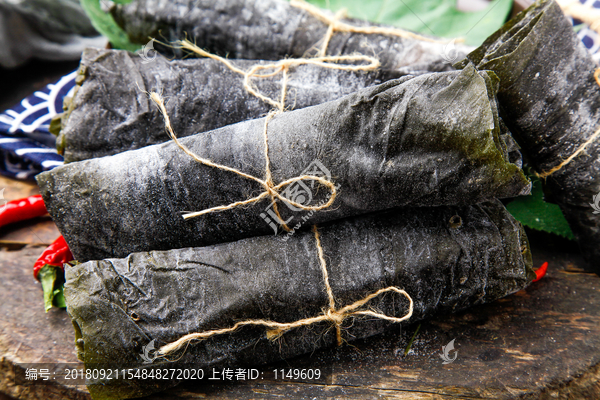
[1,208,599,399]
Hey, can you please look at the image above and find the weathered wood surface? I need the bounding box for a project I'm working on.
[0,177,599,400]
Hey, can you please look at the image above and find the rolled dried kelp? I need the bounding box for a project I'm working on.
[110,0,470,73]
[37,64,531,261]
[58,47,406,162]
[65,200,534,400]
[455,0,600,272]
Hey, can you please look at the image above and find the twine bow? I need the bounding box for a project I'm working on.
[177,39,380,112]
[150,93,336,230]
[154,37,388,229]
[158,225,413,356]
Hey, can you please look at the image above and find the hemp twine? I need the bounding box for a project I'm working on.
[158,4,395,233]
[289,0,452,57]
[167,39,383,229]
[158,225,413,356]
[150,2,439,355]
[178,39,380,112]
[149,93,336,231]
[536,68,600,178]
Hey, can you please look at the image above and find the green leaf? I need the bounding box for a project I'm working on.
[80,0,140,51]
[303,0,513,46]
[38,265,67,312]
[53,287,67,309]
[506,178,576,241]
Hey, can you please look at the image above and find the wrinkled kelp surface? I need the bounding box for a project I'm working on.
[38,65,531,261]
[456,0,600,272]
[110,0,470,73]
[65,200,534,400]
[58,48,407,162]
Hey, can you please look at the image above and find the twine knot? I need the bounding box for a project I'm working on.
[150,93,337,231]
[326,308,344,325]
[158,225,413,356]
[177,39,380,113]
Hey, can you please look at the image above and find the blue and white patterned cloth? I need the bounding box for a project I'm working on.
[0,71,75,179]
[2,1,600,180]
[569,0,600,63]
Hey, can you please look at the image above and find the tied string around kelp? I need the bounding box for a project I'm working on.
[177,39,380,113]
[163,39,381,229]
[536,68,600,179]
[157,225,414,357]
[150,93,336,231]
[162,2,460,225]
[289,0,454,57]
[175,0,460,112]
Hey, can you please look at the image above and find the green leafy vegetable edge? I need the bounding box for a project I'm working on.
[302,0,513,46]
[506,177,576,240]
[80,0,140,51]
[38,265,67,312]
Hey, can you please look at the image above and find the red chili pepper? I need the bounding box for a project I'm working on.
[0,194,47,228]
[532,262,548,282]
[33,236,73,280]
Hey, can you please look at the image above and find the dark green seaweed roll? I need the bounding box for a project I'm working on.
[38,65,530,261]
[456,0,600,272]
[65,200,534,400]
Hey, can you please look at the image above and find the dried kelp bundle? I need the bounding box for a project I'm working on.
[109,0,470,73]
[58,47,407,162]
[37,64,531,261]
[455,0,600,272]
[64,200,534,400]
